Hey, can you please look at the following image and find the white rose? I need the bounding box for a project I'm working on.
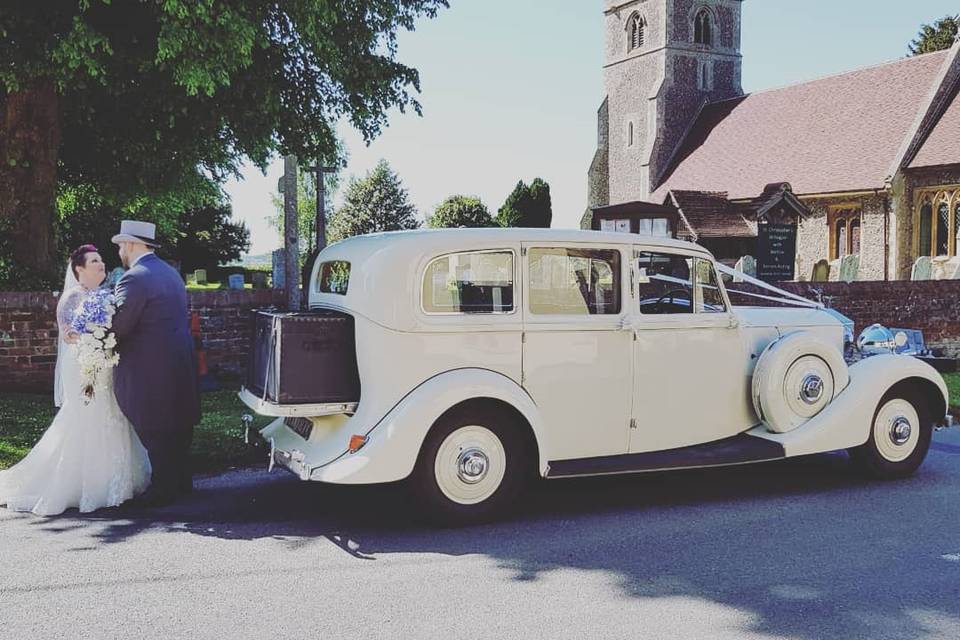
[93,327,106,340]
[104,335,117,350]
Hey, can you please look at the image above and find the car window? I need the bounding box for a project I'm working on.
[422,251,514,314]
[528,248,621,315]
[695,258,727,313]
[636,252,727,315]
[316,261,350,295]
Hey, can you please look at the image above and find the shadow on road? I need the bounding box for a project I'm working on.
[28,449,960,639]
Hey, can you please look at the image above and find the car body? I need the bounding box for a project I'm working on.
[240,228,950,524]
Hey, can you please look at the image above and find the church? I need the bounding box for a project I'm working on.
[584,0,960,281]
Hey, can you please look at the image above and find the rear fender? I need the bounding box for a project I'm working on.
[312,368,547,484]
[749,354,948,456]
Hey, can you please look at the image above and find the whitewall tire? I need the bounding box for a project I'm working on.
[850,391,932,479]
[752,332,848,434]
[411,405,528,525]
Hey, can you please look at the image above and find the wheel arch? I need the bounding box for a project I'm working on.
[883,376,947,424]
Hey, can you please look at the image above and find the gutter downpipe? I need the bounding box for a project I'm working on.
[880,186,890,281]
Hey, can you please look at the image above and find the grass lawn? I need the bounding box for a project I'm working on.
[0,389,275,473]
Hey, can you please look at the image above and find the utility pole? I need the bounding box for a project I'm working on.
[283,154,300,311]
[301,164,339,301]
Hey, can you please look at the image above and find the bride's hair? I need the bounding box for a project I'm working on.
[70,244,99,279]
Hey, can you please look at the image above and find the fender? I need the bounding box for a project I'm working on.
[310,368,548,484]
[749,354,947,456]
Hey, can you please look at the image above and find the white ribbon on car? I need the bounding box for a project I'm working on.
[714,263,823,309]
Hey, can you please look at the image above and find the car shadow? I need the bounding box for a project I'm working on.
[35,450,960,639]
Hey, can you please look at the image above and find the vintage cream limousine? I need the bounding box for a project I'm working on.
[240,229,950,524]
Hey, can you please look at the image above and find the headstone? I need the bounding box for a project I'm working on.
[911,256,932,281]
[828,258,842,282]
[733,255,756,283]
[227,274,245,290]
[194,269,208,285]
[838,254,859,283]
[272,249,286,289]
[251,272,268,289]
[930,255,956,280]
[811,259,831,282]
[756,222,797,282]
[947,257,960,280]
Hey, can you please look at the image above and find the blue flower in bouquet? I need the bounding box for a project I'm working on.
[69,288,120,403]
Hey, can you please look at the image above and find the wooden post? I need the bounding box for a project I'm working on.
[283,154,300,311]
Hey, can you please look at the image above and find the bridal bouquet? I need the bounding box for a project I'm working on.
[69,288,120,404]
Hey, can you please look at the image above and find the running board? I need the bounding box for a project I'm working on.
[546,434,786,479]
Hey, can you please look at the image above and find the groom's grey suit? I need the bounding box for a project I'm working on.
[112,253,201,498]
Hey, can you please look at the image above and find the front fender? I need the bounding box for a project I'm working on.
[749,354,948,456]
[312,368,547,484]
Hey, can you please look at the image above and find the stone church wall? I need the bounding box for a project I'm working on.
[796,194,888,281]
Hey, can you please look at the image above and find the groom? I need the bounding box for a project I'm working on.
[111,220,201,506]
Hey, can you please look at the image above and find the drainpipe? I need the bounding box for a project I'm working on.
[882,191,890,281]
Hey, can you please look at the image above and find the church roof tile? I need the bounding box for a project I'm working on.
[653,50,952,200]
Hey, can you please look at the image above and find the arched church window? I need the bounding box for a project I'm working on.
[919,202,932,257]
[850,219,861,255]
[936,201,950,256]
[628,14,646,52]
[628,121,634,147]
[835,220,847,259]
[694,8,712,46]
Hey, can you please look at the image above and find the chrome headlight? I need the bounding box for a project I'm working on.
[857,324,908,355]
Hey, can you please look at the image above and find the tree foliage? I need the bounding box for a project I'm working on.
[327,160,419,242]
[168,203,251,275]
[427,195,496,228]
[0,0,448,284]
[496,178,553,228]
[909,15,959,56]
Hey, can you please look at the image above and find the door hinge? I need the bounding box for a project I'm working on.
[629,418,637,430]
[521,331,526,344]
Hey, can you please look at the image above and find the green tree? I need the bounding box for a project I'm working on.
[427,195,496,228]
[496,178,553,228]
[327,160,419,242]
[169,203,251,275]
[909,15,959,56]
[0,0,448,284]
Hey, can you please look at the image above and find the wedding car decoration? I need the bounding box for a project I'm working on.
[240,229,951,525]
[70,288,120,404]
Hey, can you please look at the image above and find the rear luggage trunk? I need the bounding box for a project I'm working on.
[247,309,361,405]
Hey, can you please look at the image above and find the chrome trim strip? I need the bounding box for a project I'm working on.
[239,387,357,417]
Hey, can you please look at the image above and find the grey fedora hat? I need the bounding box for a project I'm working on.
[111,220,161,248]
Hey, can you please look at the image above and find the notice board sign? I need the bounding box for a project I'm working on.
[757,222,797,282]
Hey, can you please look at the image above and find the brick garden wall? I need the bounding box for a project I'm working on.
[0,290,284,393]
[1,281,958,393]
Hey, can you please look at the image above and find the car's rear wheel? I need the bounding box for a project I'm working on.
[849,390,932,479]
[410,406,527,526]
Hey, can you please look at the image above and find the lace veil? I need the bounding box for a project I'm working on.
[53,261,84,407]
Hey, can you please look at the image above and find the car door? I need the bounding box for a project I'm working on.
[629,248,754,453]
[521,243,633,461]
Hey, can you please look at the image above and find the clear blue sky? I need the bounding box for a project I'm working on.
[225,0,959,255]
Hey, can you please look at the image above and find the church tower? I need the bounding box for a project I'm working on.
[592,0,743,206]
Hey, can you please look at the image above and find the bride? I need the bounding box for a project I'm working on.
[0,245,152,516]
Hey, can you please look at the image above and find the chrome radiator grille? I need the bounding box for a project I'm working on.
[284,417,314,441]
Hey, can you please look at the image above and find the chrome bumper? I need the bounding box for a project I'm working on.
[238,387,357,418]
[936,413,955,430]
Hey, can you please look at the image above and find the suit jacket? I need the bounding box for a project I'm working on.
[112,253,201,446]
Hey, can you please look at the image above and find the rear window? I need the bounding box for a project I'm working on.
[317,261,350,295]
[422,251,514,314]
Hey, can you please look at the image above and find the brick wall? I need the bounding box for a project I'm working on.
[777,280,960,357]
[0,290,284,392]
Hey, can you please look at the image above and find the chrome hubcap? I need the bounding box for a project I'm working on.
[457,448,489,484]
[889,417,912,445]
[799,374,824,405]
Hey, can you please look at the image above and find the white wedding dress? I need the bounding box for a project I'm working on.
[0,270,152,516]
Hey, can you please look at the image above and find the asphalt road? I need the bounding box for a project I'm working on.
[2,429,960,640]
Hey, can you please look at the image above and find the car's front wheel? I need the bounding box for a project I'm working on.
[849,390,932,479]
[410,406,527,526]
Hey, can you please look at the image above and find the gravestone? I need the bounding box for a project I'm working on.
[838,254,859,283]
[811,259,831,282]
[828,258,842,282]
[227,273,245,290]
[194,268,207,285]
[947,258,960,280]
[911,256,932,281]
[930,256,959,280]
[733,255,756,283]
[251,272,268,289]
[272,249,285,289]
